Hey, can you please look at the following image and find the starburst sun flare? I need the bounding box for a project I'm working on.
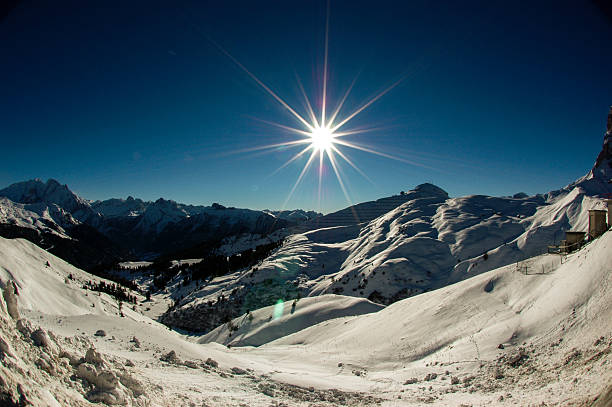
[310,125,335,153]
[212,3,412,210]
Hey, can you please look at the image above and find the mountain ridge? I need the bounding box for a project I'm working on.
[0,178,322,269]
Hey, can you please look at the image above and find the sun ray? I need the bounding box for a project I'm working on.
[326,73,359,128]
[294,72,319,128]
[208,38,313,131]
[330,76,405,133]
[330,145,374,185]
[332,139,438,170]
[332,124,394,138]
[282,149,318,209]
[321,0,330,127]
[326,148,352,205]
[220,139,311,156]
[247,116,314,137]
[318,150,324,210]
[267,145,313,179]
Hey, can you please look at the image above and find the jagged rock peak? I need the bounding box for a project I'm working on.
[593,106,612,172]
[413,183,449,198]
[153,197,178,205]
[46,178,62,187]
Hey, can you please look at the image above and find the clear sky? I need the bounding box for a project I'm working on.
[1,1,611,213]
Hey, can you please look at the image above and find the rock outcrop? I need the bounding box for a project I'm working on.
[594,106,612,175]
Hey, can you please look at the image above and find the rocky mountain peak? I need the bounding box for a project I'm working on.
[0,178,89,213]
[592,106,612,179]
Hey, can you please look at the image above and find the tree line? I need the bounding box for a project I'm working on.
[150,239,283,290]
[83,280,138,304]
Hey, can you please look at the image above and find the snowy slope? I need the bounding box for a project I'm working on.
[243,230,612,405]
[0,236,396,406]
[291,186,440,233]
[0,237,130,317]
[1,228,610,405]
[214,229,287,256]
[198,294,384,347]
[0,237,289,405]
[270,234,612,358]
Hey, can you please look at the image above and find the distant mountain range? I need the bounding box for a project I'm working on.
[0,179,321,269]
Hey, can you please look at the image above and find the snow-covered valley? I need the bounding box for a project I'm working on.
[1,223,611,406]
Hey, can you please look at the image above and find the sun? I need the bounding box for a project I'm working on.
[210,2,407,210]
[310,126,335,152]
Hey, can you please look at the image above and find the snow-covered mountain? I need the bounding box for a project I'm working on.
[0,184,121,269]
[293,187,444,232]
[0,178,99,225]
[161,108,612,332]
[90,196,148,218]
[0,181,316,266]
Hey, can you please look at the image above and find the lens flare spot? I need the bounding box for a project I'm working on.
[273,299,284,320]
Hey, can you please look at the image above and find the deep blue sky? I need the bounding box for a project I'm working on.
[1,1,611,213]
